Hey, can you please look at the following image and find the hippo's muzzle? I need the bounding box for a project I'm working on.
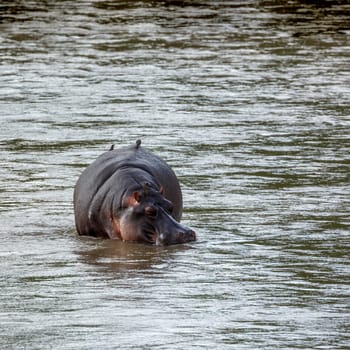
[154,208,196,246]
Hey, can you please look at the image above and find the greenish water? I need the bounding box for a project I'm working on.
[0,1,349,349]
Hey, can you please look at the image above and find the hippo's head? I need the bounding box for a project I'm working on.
[118,183,196,245]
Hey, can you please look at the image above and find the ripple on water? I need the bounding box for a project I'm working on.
[1,1,350,349]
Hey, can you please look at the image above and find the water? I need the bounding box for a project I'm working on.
[1,1,349,349]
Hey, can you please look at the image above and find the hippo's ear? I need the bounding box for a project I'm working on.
[159,186,164,194]
[133,191,142,203]
[123,191,141,207]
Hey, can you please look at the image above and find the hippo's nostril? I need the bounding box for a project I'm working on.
[187,229,196,241]
[177,229,196,243]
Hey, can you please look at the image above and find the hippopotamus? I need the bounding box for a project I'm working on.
[73,140,196,245]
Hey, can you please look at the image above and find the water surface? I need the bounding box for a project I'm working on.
[0,1,349,349]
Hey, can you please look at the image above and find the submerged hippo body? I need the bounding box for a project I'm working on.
[73,140,196,245]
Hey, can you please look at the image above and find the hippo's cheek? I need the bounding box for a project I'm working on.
[119,214,139,241]
[120,220,157,244]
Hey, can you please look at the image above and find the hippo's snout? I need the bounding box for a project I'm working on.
[156,227,196,246]
[177,228,196,243]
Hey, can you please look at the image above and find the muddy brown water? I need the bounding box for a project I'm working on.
[0,1,349,349]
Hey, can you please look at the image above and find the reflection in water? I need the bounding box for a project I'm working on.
[77,237,192,274]
[0,0,349,349]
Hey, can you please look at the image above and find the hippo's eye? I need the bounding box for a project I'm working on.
[145,206,158,218]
